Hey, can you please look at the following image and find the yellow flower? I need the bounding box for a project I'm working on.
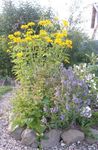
[17,52,23,58]
[54,38,62,45]
[39,30,47,36]
[25,36,32,41]
[65,39,72,48]
[26,30,33,36]
[45,37,53,43]
[13,37,22,43]
[21,24,28,29]
[8,34,14,40]
[32,35,39,39]
[38,20,52,26]
[14,31,21,36]
[27,22,35,27]
[55,33,64,38]
[62,20,69,27]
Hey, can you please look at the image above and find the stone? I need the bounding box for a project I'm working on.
[86,128,98,143]
[21,128,38,147]
[41,129,61,149]
[8,123,24,140]
[61,129,84,144]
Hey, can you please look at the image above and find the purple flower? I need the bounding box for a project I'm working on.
[60,114,65,120]
[66,103,70,111]
[73,98,79,104]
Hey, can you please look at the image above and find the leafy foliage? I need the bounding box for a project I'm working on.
[9,19,73,135]
[0,0,55,77]
[66,28,98,65]
[0,36,12,77]
[0,0,55,35]
[8,18,98,137]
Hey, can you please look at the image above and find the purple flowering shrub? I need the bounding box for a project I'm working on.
[41,63,98,129]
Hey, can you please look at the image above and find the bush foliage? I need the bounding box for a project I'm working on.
[9,19,73,134]
[8,18,98,137]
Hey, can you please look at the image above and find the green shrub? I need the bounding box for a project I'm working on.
[66,29,98,65]
[9,19,72,135]
[0,36,12,77]
[9,19,98,137]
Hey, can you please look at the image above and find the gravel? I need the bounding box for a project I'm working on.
[0,89,98,150]
[0,89,33,150]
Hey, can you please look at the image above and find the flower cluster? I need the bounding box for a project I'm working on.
[38,20,52,26]
[8,19,72,54]
[73,63,98,106]
[40,63,98,129]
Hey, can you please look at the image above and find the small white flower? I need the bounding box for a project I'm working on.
[80,106,92,118]
[85,74,93,81]
[41,116,47,124]
[83,63,87,68]
[43,106,48,112]
[91,79,94,83]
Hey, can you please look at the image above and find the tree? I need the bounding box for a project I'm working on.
[0,0,55,35]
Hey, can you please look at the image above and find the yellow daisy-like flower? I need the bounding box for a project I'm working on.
[32,35,39,39]
[8,34,15,40]
[17,52,23,58]
[13,37,22,43]
[14,31,21,36]
[21,24,28,29]
[45,37,53,43]
[38,20,52,26]
[26,30,33,36]
[62,20,69,27]
[39,30,47,36]
[54,38,62,45]
[25,36,32,41]
[27,22,35,27]
[55,33,65,38]
[65,39,72,48]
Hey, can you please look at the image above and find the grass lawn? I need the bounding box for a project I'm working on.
[0,86,12,98]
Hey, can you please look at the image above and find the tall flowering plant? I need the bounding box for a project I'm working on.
[8,19,72,86]
[8,19,73,134]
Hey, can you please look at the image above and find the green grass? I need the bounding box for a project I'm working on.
[0,86,12,98]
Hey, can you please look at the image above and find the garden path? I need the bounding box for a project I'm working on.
[0,89,32,150]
